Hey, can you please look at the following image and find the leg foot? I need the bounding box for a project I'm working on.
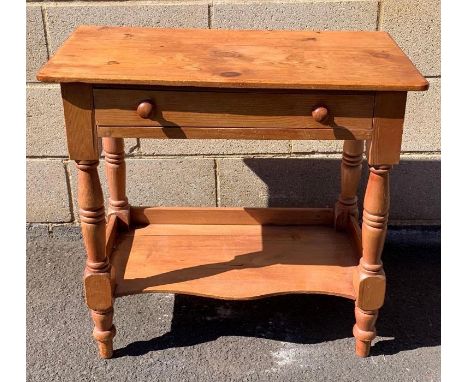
[91,309,116,359]
[353,306,377,357]
[355,339,371,358]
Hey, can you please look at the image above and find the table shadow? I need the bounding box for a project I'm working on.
[114,230,440,358]
[114,157,440,358]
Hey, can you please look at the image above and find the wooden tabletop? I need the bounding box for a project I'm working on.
[37,26,428,91]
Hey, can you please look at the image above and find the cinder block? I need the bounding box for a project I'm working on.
[69,157,216,221]
[26,85,138,157]
[50,225,82,239]
[389,155,440,222]
[218,154,440,222]
[27,85,67,157]
[125,158,216,207]
[291,140,344,154]
[27,159,72,223]
[27,5,48,82]
[380,0,440,76]
[217,157,342,208]
[44,2,209,54]
[402,78,440,152]
[26,224,49,239]
[139,139,290,156]
[212,0,378,30]
[293,78,440,154]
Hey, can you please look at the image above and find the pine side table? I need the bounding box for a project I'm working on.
[37,26,428,359]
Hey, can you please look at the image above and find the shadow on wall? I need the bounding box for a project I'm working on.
[217,157,441,223]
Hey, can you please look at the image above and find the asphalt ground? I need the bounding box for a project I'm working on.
[27,225,440,381]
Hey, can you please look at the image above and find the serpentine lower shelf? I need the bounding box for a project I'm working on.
[107,206,361,300]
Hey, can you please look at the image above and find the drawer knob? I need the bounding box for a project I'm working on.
[312,106,329,123]
[136,100,154,119]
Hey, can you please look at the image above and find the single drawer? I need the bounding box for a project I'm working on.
[94,89,374,132]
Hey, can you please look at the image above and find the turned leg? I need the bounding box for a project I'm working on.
[335,140,364,230]
[353,165,389,357]
[102,137,130,228]
[76,160,116,359]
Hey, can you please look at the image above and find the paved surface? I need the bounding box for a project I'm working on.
[27,225,440,381]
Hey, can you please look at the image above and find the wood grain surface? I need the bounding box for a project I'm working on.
[110,224,358,300]
[97,126,372,140]
[61,83,99,160]
[94,89,374,131]
[366,92,407,165]
[37,26,428,91]
[130,207,334,226]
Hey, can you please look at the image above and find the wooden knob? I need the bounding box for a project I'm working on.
[312,106,329,123]
[136,100,154,119]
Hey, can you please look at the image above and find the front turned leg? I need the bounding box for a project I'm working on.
[335,140,364,230]
[353,165,389,357]
[76,160,116,359]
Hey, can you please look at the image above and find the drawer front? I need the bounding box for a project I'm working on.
[94,89,374,131]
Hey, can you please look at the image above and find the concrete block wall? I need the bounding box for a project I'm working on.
[26,0,441,226]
